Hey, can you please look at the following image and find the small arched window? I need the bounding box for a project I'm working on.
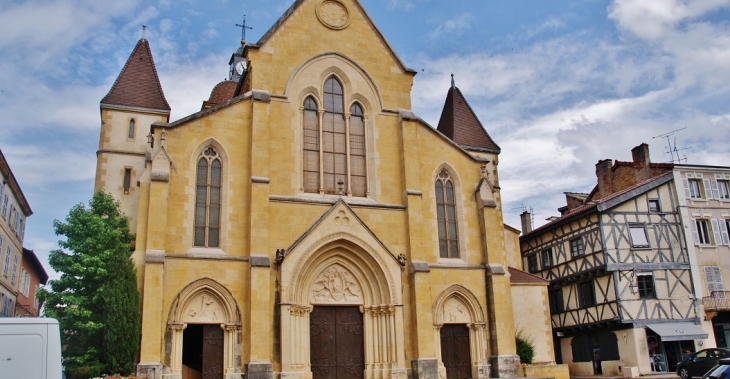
[194,146,221,247]
[301,76,368,196]
[128,119,135,139]
[435,169,459,258]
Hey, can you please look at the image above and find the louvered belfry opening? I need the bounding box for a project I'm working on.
[302,76,367,197]
[194,146,221,247]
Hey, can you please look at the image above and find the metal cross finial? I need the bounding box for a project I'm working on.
[236,14,253,42]
[451,73,455,88]
[142,25,146,39]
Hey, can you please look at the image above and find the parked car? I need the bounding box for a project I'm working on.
[677,348,730,379]
[700,357,730,379]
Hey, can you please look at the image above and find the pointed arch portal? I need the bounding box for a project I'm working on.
[167,278,241,379]
[280,237,405,378]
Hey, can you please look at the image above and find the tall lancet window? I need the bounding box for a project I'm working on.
[322,76,347,194]
[303,96,320,193]
[349,103,366,196]
[194,147,221,247]
[302,76,368,196]
[128,119,135,138]
[436,170,459,258]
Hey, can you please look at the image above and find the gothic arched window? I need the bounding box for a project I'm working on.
[302,76,368,196]
[436,169,459,258]
[194,146,221,247]
[303,96,320,193]
[128,119,135,139]
[349,103,366,196]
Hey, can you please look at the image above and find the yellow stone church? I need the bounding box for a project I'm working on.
[94,1,564,378]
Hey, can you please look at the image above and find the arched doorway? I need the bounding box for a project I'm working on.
[167,278,241,379]
[433,285,489,379]
[280,236,405,379]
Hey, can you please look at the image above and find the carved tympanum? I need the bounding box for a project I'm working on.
[183,293,223,323]
[311,265,361,303]
[443,297,470,323]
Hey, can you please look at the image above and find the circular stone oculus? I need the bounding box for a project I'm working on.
[316,0,351,30]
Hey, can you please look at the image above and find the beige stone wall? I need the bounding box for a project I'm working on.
[511,283,554,364]
[96,107,167,231]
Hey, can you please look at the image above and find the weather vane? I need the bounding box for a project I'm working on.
[236,14,253,41]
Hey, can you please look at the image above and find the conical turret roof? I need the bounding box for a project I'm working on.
[101,38,170,111]
[436,84,499,153]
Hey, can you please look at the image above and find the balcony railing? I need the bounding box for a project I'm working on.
[702,291,730,311]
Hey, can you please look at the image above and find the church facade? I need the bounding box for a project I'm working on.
[95,1,533,378]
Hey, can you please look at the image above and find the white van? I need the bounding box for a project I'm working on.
[0,318,63,379]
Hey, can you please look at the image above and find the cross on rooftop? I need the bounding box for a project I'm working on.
[236,14,253,41]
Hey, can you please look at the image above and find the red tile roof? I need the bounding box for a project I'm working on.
[101,38,170,111]
[509,267,549,284]
[436,85,500,153]
[207,80,238,104]
[524,172,673,236]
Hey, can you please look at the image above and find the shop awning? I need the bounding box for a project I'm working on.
[646,322,708,341]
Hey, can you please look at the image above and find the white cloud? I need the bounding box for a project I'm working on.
[609,0,730,41]
[426,13,473,39]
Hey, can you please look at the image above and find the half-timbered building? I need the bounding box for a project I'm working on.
[520,144,707,377]
[673,164,730,349]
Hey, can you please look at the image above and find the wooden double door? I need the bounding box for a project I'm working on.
[310,306,365,379]
[440,324,472,379]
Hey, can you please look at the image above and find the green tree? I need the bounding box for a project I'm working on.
[37,191,140,378]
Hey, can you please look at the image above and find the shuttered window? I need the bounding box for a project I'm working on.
[705,266,724,296]
[194,147,221,247]
[436,170,459,258]
[302,77,367,196]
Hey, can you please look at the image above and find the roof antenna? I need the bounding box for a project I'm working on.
[142,25,146,39]
[451,73,455,88]
[652,127,690,164]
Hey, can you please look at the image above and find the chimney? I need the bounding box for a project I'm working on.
[632,143,652,182]
[520,211,533,235]
[596,159,614,199]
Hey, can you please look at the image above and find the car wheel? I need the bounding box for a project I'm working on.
[679,367,690,379]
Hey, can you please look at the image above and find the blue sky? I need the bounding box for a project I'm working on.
[1,0,729,278]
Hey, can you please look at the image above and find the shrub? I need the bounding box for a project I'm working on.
[515,329,535,365]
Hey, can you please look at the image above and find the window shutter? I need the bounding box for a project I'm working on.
[712,180,721,199]
[691,220,700,245]
[706,266,717,295]
[711,219,722,246]
[683,179,691,198]
[704,179,713,199]
[720,220,730,246]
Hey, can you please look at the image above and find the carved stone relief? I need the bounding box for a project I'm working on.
[183,292,224,323]
[311,264,362,303]
[334,210,350,226]
[443,297,470,324]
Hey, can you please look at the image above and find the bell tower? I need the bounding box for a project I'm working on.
[96,27,170,231]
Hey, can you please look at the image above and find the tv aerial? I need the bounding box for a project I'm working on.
[652,128,691,164]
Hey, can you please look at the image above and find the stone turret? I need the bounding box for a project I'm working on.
[96,35,170,231]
